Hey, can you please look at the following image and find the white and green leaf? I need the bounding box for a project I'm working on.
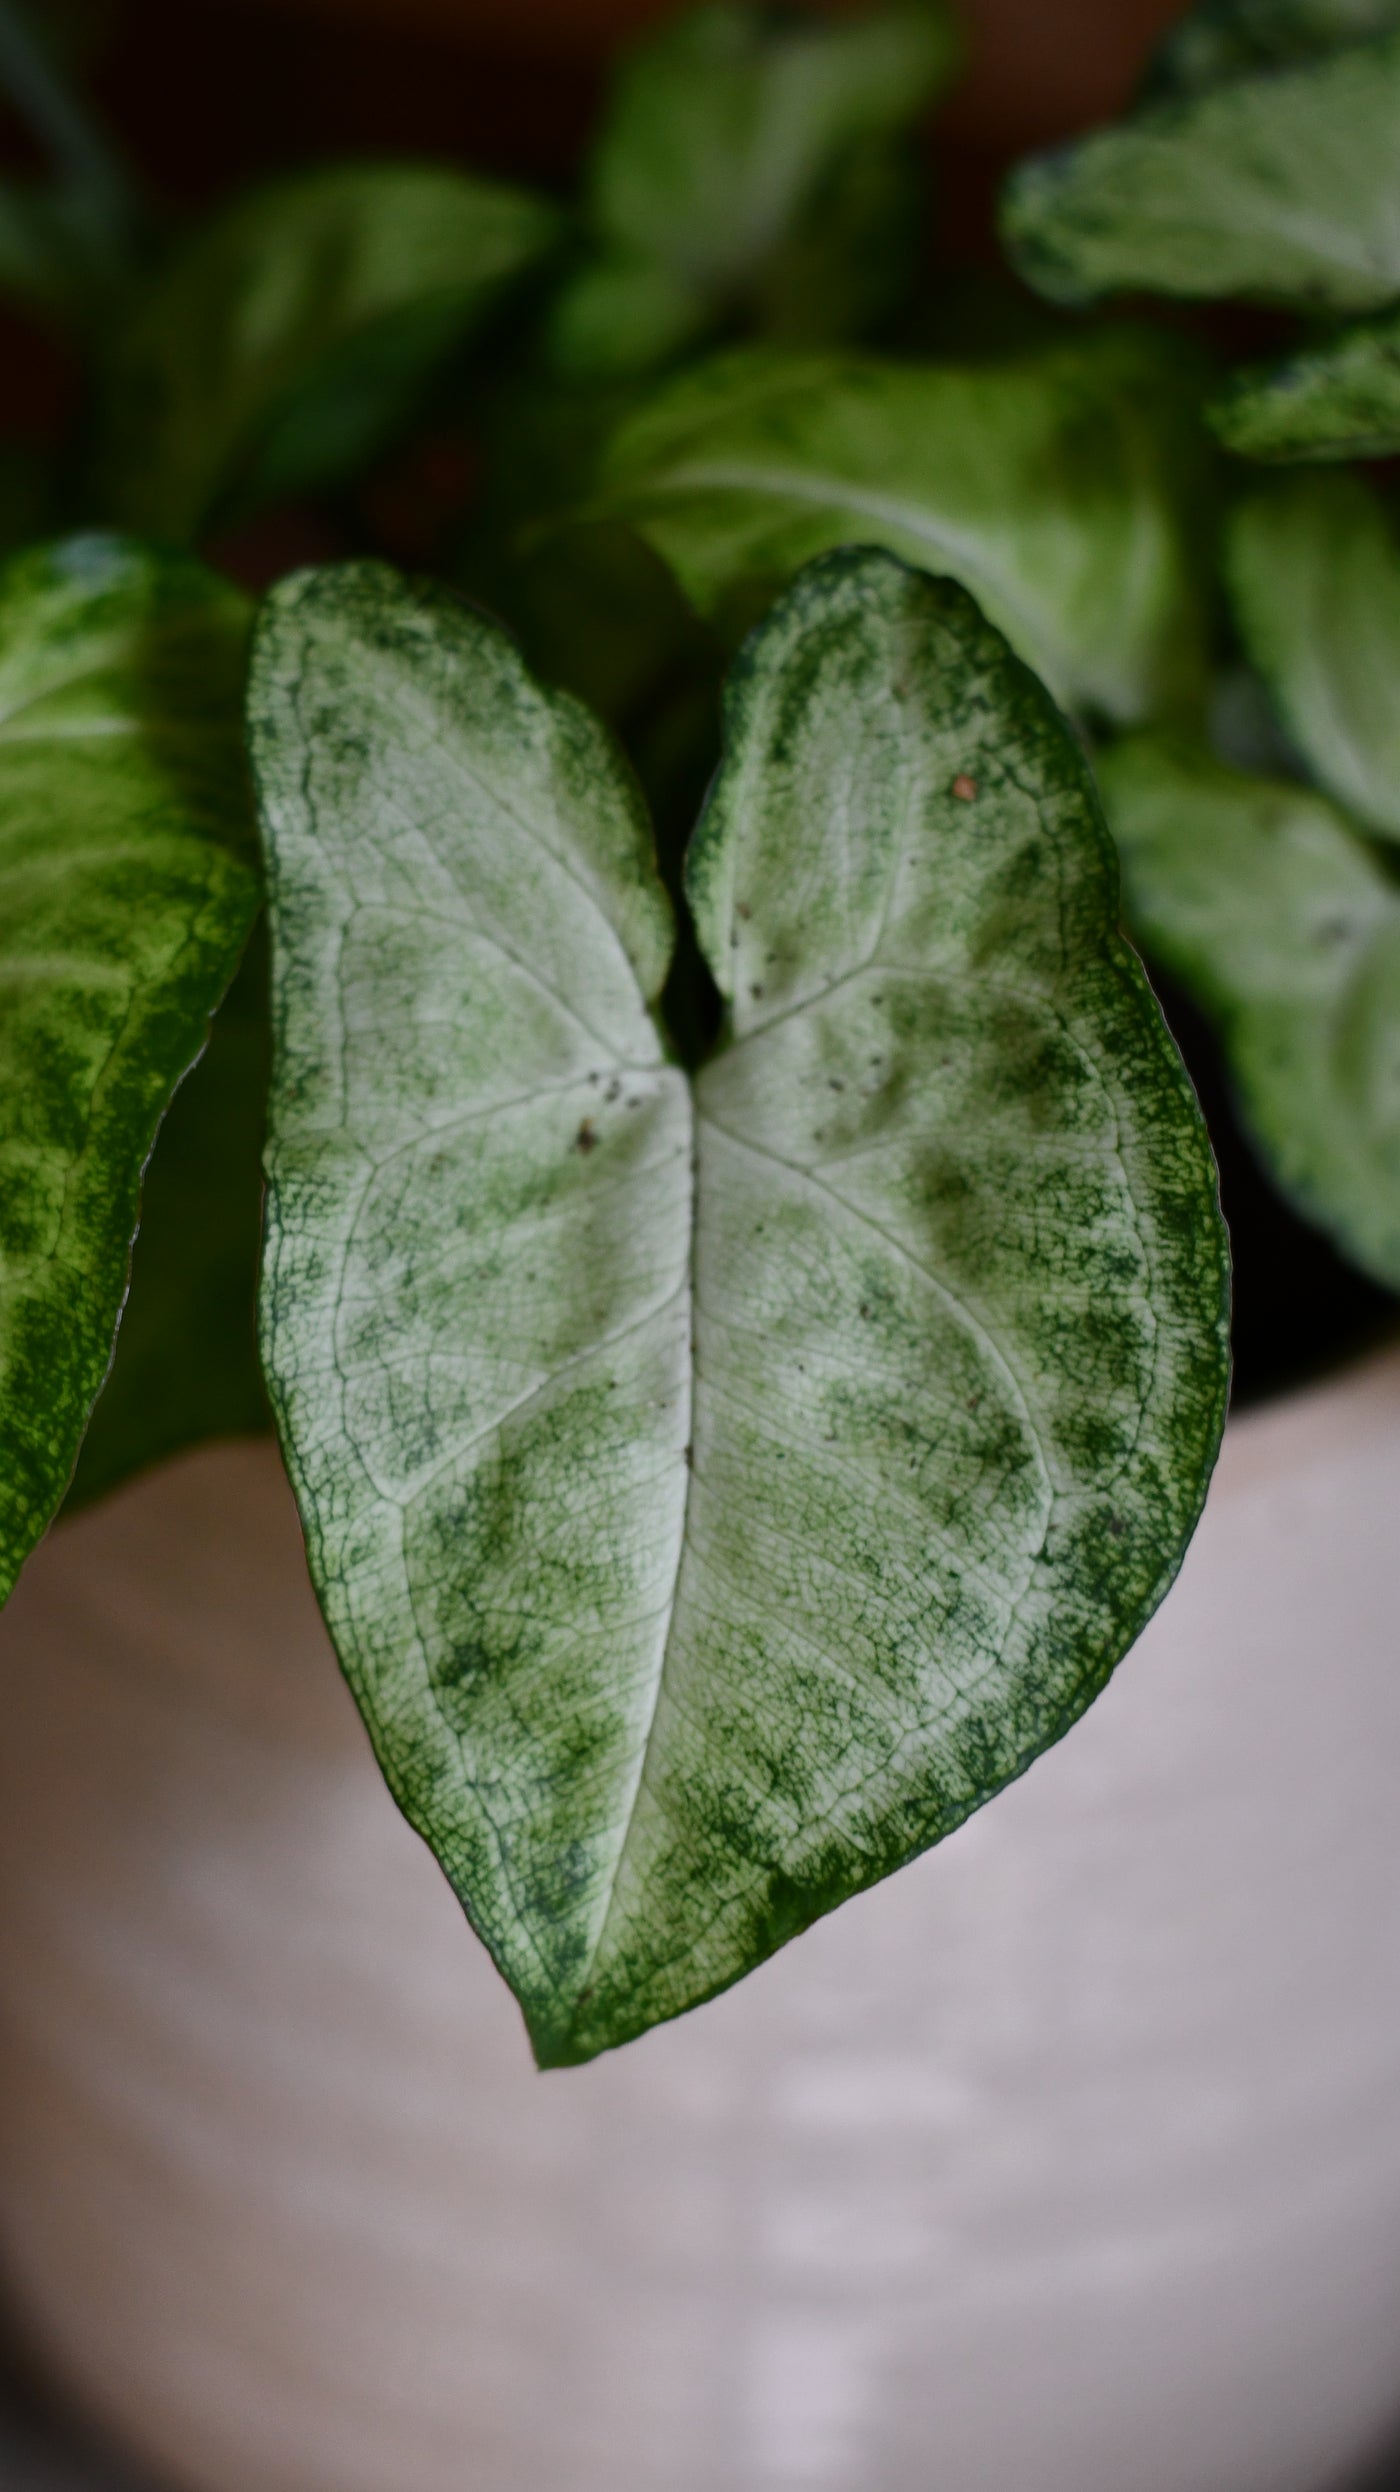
[1226,472,1400,842]
[1101,733,1400,1286]
[1211,306,1400,460]
[252,550,1228,2065]
[101,163,560,543]
[547,0,958,377]
[1003,29,1400,310]
[590,332,1214,724]
[0,534,259,1606]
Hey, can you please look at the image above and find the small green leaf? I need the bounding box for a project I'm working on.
[252,549,1227,2065]
[550,256,710,383]
[1227,472,1400,842]
[63,921,271,1512]
[1003,30,1400,310]
[547,0,959,377]
[591,332,1214,723]
[1144,0,1400,98]
[1100,733,1400,1286]
[101,163,560,543]
[1211,306,1400,460]
[0,533,259,1607]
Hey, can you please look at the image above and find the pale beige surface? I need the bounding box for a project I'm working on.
[0,1356,1397,2491]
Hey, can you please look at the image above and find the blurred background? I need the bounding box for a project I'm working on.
[0,0,1192,561]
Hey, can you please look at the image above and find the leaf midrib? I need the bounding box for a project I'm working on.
[553,981,1061,2051]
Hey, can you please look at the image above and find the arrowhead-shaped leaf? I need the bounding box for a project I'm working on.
[251,550,1229,2065]
[1100,733,1400,1287]
[1211,307,1400,461]
[591,333,1214,724]
[1226,472,1400,844]
[546,1,958,377]
[0,534,259,1606]
[102,164,560,543]
[1002,30,1400,311]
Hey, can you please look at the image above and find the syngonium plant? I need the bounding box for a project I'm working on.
[0,0,1394,2062]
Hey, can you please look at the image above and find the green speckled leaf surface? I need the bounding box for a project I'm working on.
[252,551,1228,2065]
[1227,473,1400,842]
[1101,734,1400,1286]
[1211,307,1400,460]
[592,334,1213,724]
[1003,31,1400,310]
[0,534,258,1606]
[64,923,271,1512]
[103,165,559,543]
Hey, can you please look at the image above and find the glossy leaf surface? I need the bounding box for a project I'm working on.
[0,535,258,1605]
[103,164,559,542]
[1101,734,1400,1286]
[253,550,1228,2065]
[592,334,1213,723]
[1211,308,1400,460]
[1227,473,1400,842]
[548,1,957,376]
[1003,31,1400,310]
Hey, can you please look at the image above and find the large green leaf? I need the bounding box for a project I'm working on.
[1002,30,1400,310]
[1210,306,1400,459]
[1144,0,1400,97]
[63,921,271,1512]
[251,549,1228,2066]
[1226,472,1400,842]
[546,1,958,378]
[0,534,259,1606]
[590,333,1214,723]
[101,164,560,544]
[1100,733,1400,1286]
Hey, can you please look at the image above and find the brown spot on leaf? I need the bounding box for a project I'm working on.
[952,774,978,801]
[573,1120,597,1154]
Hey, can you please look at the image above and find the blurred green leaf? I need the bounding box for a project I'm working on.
[0,0,143,326]
[101,163,560,543]
[1211,306,1400,459]
[1101,732,1400,1287]
[0,534,257,1607]
[0,179,98,318]
[0,444,54,556]
[1143,0,1400,96]
[64,920,271,1512]
[547,1,959,378]
[590,330,1216,723]
[492,516,718,733]
[1227,471,1400,842]
[1003,28,1400,310]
